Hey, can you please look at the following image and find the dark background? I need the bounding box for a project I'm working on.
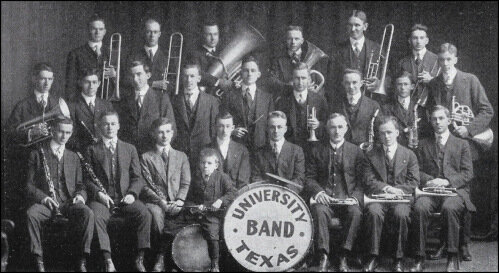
[1,1,497,228]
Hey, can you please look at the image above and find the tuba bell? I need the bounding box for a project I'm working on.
[206,22,266,97]
[303,41,328,93]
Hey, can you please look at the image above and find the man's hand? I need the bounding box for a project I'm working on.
[152,79,169,90]
[232,127,248,138]
[454,126,470,138]
[98,191,114,208]
[417,71,433,84]
[217,78,233,90]
[345,197,358,205]
[364,77,379,91]
[30,122,50,139]
[385,186,406,196]
[159,200,170,212]
[315,192,330,206]
[170,200,184,215]
[73,194,85,205]
[426,178,450,188]
[42,197,59,211]
[307,117,320,130]
[121,194,135,205]
[211,199,223,210]
[103,67,117,78]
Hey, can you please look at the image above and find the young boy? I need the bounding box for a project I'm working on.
[188,148,236,272]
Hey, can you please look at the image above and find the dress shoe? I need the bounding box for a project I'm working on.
[153,253,165,272]
[393,258,404,272]
[318,253,329,272]
[363,256,378,272]
[472,229,498,241]
[77,259,87,272]
[460,243,472,261]
[135,255,146,272]
[409,256,424,272]
[36,261,45,272]
[339,255,349,272]
[429,242,447,260]
[446,254,460,272]
[210,260,220,272]
[105,259,116,272]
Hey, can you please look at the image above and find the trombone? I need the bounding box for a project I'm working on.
[164,32,183,95]
[363,24,394,97]
[101,33,121,101]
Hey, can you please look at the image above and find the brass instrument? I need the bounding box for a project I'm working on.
[39,147,67,223]
[364,193,411,205]
[451,96,494,149]
[415,187,457,198]
[363,24,394,97]
[306,105,319,142]
[359,109,380,152]
[412,63,440,107]
[309,196,357,206]
[101,33,121,101]
[80,121,98,144]
[164,32,184,95]
[185,204,224,216]
[16,98,71,147]
[206,22,266,97]
[303,41,328,93]
[407,98,422,149]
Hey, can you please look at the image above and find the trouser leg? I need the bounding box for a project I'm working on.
[341,205,362,251]
[88,201,111,253]
[120,200,152,250]
[310,204,334,255]
[65,203,95,255]
[441,196,466,253]
[411,197,435,257]
[390,203,411,259]
[26,204,51,257]
[364,203,385,256]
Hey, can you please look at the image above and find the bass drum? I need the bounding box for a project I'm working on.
[172,224,211,272]
[224,183,313,272]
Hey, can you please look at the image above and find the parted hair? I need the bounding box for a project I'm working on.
[129,60,151,73]
[79,68,101,81]
[350,10,368,23]
[293,62,310,73]
[268,111,287,122]
[183,63,201,74]
[32,62,53,76]
[88,14,105,28]
[216,111,234,122]
[144,18,161,30]
[410,24,428,36]
[327,113,348,125]
[52,117,74,129]
[242,55,260,67]
[376,115,400,131]
[395,71,414,84]
[286,25,304,33]
[150,117,174,132]
[439,43,458,56]
[431,105,451,118]
[343,68,362,79]
[98,110,120,123]
[199,147,220,165]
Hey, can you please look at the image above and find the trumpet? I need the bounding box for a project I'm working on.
[364,193,411,205]
[306,105,319,142]
[363,24,394,97]
[359,109,379,152]
[415,187,457,198]
[101,33,121,101]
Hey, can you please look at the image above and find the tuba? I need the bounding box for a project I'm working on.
[415,187,457,198]
[363,24,394,97]
[303,41,328,93]
[364,193,411,205]
[451,96,494,149]
[101,33,121,101]
[16,98,71,147]
[206,22,266,97]
[359,109,380,152]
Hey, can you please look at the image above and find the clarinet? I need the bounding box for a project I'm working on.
[408,99,422,149]
[359,109,380,152]
[39,147,65,221]
[142,169,168,202]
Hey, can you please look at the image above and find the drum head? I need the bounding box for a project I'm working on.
[224,184,313,272]
[172,224,211,272]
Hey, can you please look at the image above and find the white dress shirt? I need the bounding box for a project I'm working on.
[88,41,103,53]
[383,142,398,161]
[81,93,96,107]
[398,96,411,111]
[347,91,362,106]
[330,139,345,151]
[288,47,303,59]
[350,36,365,53]
[135,84,150,107]
[270,138,286,157]
[443,67,457,86]
[293,89,308,104]
[413,48,427,62]
[435,130,450,146]
[34,90,49,104]
[144,44,159,59]
[50,140,65,161]
[216,137,231,160]
[184,87,200,108]
[241,83,257,101]
[156,144,170,156]
[203,45,216,54]
[102,136,118,152]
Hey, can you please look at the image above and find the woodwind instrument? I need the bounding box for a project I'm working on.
[407,98,422,149]
[359,109,380,152]
[364,193,411,205]
[80,120,98,144]
[39,147,67,223]
[307,105,319,141]
[415,187,457,198]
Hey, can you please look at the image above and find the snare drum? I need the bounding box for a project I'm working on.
[172,224,211,272]
[224,183,313,272]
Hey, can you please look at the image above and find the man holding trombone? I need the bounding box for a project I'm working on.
[303,113,365,272]
[410,105,474,272]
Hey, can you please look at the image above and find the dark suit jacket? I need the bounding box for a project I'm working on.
[364,144,420,194]
[205,140,251,189]
[276,89,329,147]
[326,38,381,103]
[123,46,169,89]
[116,87,176,154]
[187,170,236,207]
[251,140,305,191]
[66,43,108,100]
[416,134,475,211]
[68,94,114,152]
[140,147,191,203]
[427,69,494,159]
[171,91,219,158]
[26,143,86,204]
[221,86,274,149]
[304,141,365,206]
[330,94,381,145]
[187,45,220,89]
[85,139,144,200]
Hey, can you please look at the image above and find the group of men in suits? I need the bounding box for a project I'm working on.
[3,7,495,273]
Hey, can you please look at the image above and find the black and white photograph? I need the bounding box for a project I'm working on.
[1,1,497,272]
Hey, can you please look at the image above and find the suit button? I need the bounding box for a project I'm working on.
[333,184,336,186]
[333,173,336,176]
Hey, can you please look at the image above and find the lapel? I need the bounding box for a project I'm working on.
[255,88,267,119]
[442,134,457,168]
[192,92,207,132]
[339,100,353,129]
[289,96,298,133]
[95,141,111,184]
[341,41,351,66]
[151,150,168,186]
[352,95,369,127]
[167,149,179,182]
[392,100,411,127]
[116,140,127,181]
[234,87,247,126]
[392,145,405,177]
[176,94,190,130]
[77,95,94,121]
[63,150,75,193]
[363,39,373,73]
[126,91,140,121]
[370,146,388,183]
[277,141,291,175]
[264,143,277,172]
[27,94,44,116]
[226,141,239,172]
[452,70,466,99]
[140,88,155,117]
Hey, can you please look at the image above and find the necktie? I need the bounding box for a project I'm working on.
[161,148,169,165]
[297,94,304,104]
[244,88,253,106]
[108,142,115,155]
[385,147,392,162]
[88,102,95,114]
[149,49,154,62]
[204,174,210,183]
[185,94,194,109]
[415,57,422,67]
[291,52,300,64]
[353,42,361,57]
[136,94,143,109]
[94,45,101,57]
[39,97,47,109]
[437,135,445,151]
[273,143,279,158]
[348,96,355,106]
[54,146,63,161]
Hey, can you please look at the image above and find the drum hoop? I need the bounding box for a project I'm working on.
[172,224,211,272]
[223,183,314,272]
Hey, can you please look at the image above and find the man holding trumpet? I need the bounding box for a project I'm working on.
[410,105,474,272]
[304,113,365,272]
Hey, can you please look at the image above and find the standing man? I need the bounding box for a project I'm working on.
[410,105,474,272]
[362,116,419,272]
[221,56,274,151]
[66,15,116,100]
[85,111,151,272]
[276,62,329,150]
[330,69,381,146]
[205,112,251,190]
[68,68,115,153]
[304,113,365,272]
[25,118,94,272]
[116,60,176,155]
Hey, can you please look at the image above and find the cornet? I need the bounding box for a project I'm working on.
[306,105,319,142]
[364,193,411,205]
[415,187,457,198]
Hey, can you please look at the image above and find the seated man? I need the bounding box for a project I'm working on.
[304,113,365,272]
[362,115,419,272]
[251,111,305,193]
[85,111,151,272]
[140,117,191,272]
[25,118,94,272]
[410,105,474,272]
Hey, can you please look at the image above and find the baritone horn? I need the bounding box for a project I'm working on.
[206,22,266,97]
[415,187,457,198]
[307,105,319,141]
[303,41,328,93]
[101,33,121,101]
[363,24,394,97]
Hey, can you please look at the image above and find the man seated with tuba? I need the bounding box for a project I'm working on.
[410,105,474,272]
[269,25,328,97]
[363,115,419,272]
[25,118,95,272]
[303,113,365,272]
[140,117,191,272]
